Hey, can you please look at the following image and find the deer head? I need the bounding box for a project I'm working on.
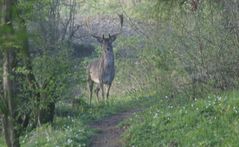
[86,14,124,52]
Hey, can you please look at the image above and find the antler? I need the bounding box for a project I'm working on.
[85,17,102,39]
[110,14,124,37]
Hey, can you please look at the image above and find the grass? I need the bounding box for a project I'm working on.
[122,90,239,147]
[18,90,158,146]
[3,88,239,147]
[21,119,90,147]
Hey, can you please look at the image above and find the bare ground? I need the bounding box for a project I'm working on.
[89,109,138,147]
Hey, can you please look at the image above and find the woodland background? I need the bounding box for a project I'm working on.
[1,0,239,146]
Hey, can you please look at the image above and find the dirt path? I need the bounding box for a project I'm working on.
[89,109,138,147]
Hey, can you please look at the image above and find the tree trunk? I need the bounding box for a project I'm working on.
[1,0,20,146]
[2,50,19,147]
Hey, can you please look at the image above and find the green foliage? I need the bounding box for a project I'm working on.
[0,137,6,147]
[123,91,239,146]
[130,0,239,98]
[21,118,91,147]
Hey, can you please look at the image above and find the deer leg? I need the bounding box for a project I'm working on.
[100,83,105,101]
[106,84,112,100]
[95,85,100,102]
[88,80,94,105]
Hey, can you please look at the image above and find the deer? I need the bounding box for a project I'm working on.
[87,14,123,105]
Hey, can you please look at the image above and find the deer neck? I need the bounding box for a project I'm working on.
[101,50,114,67]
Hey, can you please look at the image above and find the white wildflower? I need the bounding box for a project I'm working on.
[67,138,72,145]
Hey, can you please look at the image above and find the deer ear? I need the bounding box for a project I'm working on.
[92,35,104,43]
[96,37,104,43]
[109,34,117,43]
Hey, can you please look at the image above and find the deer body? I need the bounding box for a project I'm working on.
[87,14,123,105]
[87,36,117,104]
[88,49,115,85]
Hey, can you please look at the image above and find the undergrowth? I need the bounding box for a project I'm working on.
[18,90,157,146]
[122,90,239,147]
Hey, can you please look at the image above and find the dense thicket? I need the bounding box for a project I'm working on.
[0,0,77,146]
[131,0,239,98]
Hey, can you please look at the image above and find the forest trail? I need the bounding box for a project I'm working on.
[89,109,138,147]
